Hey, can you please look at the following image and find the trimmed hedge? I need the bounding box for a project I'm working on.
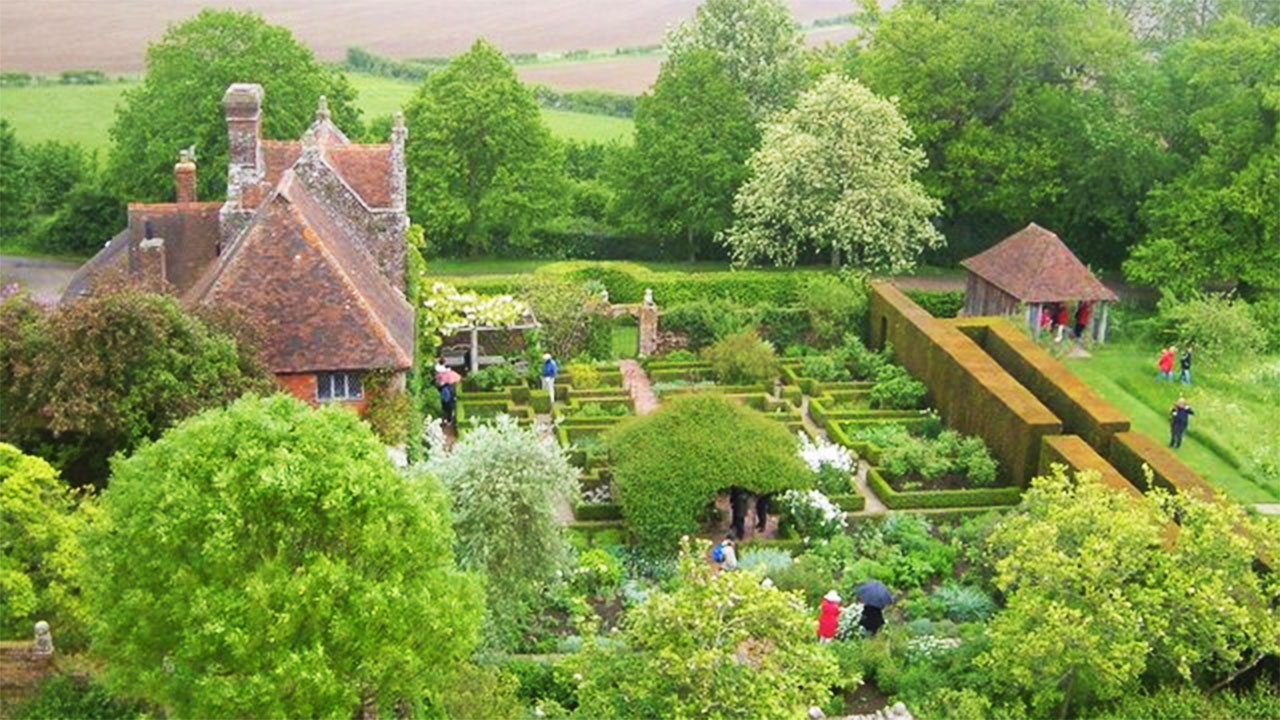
[607,394,812,552]
[904,289,965,318]
[954,318,1129,452]
[1039,435,1141,498]
[830,493,867,512]
[865,467,1022,510]
[575,502,624,521]
[868,282,1062,485]
[1108,431,1219,503]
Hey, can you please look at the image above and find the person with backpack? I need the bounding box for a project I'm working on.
[711,537,736,571]
[438,381,456,426]
[541,353,559,405]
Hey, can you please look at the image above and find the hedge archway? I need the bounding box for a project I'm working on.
[607,393,811,551]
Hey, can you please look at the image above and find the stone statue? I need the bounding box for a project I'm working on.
[33,620,53,655]
[601,289,609,304]
[643,287,654,306]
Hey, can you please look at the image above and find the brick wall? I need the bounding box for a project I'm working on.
[276,372,369,415]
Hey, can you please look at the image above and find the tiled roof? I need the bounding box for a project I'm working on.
[61,229,129,301]
[324,144,393,208]
[125,202,223,293]
[189,172,413,373]
[262,140,302,191]
[961,223,1118,303]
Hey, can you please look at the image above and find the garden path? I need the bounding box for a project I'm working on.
[618,359,659,415]
[534,414,578,525]
[798,396,887,515]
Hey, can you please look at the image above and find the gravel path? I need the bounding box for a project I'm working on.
[0,255,80,305]
[618,359,659,415]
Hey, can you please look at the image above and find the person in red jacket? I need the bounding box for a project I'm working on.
[817,590,842,643]
[1055,304,1070,343]
[1157,346,1176,381]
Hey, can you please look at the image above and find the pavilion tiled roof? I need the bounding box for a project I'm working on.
[961,223,1118,303]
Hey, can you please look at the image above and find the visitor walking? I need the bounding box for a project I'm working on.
[1169,398,1194,449]
[817,590,842,643]
[1074,301,1091,341]
[541,353,559,405]
[435,363,461,426]
[1056,304,1070,343]
[753,492,774,534]
[1180,346,1193,385]
[729,486,750,540]
[855,580,893,636]
[1157,346,1176,382]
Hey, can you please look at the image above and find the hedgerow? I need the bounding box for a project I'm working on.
[607,394,810,552]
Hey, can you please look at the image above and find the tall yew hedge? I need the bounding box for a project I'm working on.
[607,394,810,551]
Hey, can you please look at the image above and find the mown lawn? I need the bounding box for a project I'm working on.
[1063,342,1280,504]
[611,325,638,359]
[0,73,634,155]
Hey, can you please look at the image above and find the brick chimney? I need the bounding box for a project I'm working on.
[222,83,264,187]
[174,148,196,203]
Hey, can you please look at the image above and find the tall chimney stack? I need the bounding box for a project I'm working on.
[222,83,264,187]
[174,148,197,203]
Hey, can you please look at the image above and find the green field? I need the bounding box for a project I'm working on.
[0,73,633,155]
[1064,343,1280,505]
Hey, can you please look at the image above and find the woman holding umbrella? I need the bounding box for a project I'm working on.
[435,361,462,425]
[855,580,893,636]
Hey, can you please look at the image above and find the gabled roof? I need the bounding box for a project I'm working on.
[961,223,1118,303]
[188,172,413,373]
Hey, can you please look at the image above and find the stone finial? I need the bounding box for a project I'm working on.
[393,111,405,131]
[315,95,330,122]
[179,146,195,164]
[33,621,53,655]
[807,707,825,720]
[301,128,320,160]
[643,287,655,306]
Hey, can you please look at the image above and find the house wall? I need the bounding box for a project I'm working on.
[963,273,1021,317]
[276,372,369,415]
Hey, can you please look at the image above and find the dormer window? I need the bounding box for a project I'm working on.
[317,371,362,401]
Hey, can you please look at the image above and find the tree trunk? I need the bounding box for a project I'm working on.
[831,246,841,268]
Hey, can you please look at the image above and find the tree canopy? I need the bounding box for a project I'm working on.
[404,39,567,257]
[0,288,272,486]
[664,0,806,121]
[614,49,759,259]
[722,73,944,271]
[83,394,482,717]
[105,9,359,202]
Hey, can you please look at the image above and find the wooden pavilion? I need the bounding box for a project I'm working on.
[960,223,1118,342]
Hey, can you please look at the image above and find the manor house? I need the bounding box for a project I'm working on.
[64,83,414,412]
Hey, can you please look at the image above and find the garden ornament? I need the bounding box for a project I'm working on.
[33,620,53,655]
[855,580,894,608]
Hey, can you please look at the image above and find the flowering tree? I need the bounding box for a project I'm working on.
[419,281,529,336]
[425,415,578,648]
[721,73,944,271]
[573,540,842,719]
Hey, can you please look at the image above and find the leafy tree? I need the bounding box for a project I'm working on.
[0,444,93,649]
[404,39,567,257]
[979,466,1280,717]
[614,49,758,258]
[1124,17,1280,296]
[701,328,779,383]
[521,277,612,360]
[607,394,811,551]
[573,540,840,719]
[105,9,359,202]
[82,394,482,717]
[664,0,806,120]
[0,289,273,486]
[856,0,1168,265]
[23,141,94,216]
[0,120,27,240]
[424,415,577,648]
[26,183,127,256]
[722,73,944,271]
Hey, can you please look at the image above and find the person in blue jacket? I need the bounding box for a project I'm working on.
[541,353,559,405]
[1169,397,1194,449]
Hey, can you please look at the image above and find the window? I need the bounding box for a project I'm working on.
[316,371,362,401]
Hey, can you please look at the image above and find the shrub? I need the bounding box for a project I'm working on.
[800,354,853,382]
[1249,292,1280,352]
[869,364,928,409]
[878,429,999,487]
[778,488,848,541]
[566,362,600,388]
[13,672,144,720]
[837,333,890,380]
[799,275,868,345]
[904,290,965,319]
[571,547,625,597]
[607,394,810,551]
[930,583,996,622]
[701,328,779,384]
[362,371,410,445]
[1157,291,1266,362]
[737,547,794,575]
[661,299,749,347]
[467,363,521,390]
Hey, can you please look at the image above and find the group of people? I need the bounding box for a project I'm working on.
[1039,301,1092,343]
[728,486,773,540]
[817,584,890,641]
[1156,345,1193,384]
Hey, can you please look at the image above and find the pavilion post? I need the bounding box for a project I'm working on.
[469,327,479,372]
[1026,304,1037,336]
[1098,303,1109,344]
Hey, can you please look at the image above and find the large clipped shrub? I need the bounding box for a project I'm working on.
[799,275,868,346]
[83,395,482,717]
[701,328,780,384]
[607,394,811,551]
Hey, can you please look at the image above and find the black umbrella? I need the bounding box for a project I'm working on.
[855,580,894,608]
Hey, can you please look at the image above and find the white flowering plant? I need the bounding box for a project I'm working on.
[834,602,865,641]
[797,432,857,495]
[419,280,529,335]
[778,488,847,541]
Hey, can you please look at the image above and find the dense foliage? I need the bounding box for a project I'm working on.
[105,9,359,201]
[404,39,567,256]
[0,289,272,486]
[608,394,810,551]
[573,541,841,719]
[723,74,944,271]
[0,444,91,649]
[425,415,577,649]
[700,328,779,384]
[83,395,482,717]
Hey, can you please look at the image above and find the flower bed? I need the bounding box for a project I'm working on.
[866,467,1022,509]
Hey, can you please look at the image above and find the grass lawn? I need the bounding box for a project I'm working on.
[1063,343,1280,504]
[611,325,638,359]
[0,74,633,156]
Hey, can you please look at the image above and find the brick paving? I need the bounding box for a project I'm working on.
[618,359,660,415]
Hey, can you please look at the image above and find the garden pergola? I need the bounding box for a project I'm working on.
[960,223,1118,342]
[441,310,541,372]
